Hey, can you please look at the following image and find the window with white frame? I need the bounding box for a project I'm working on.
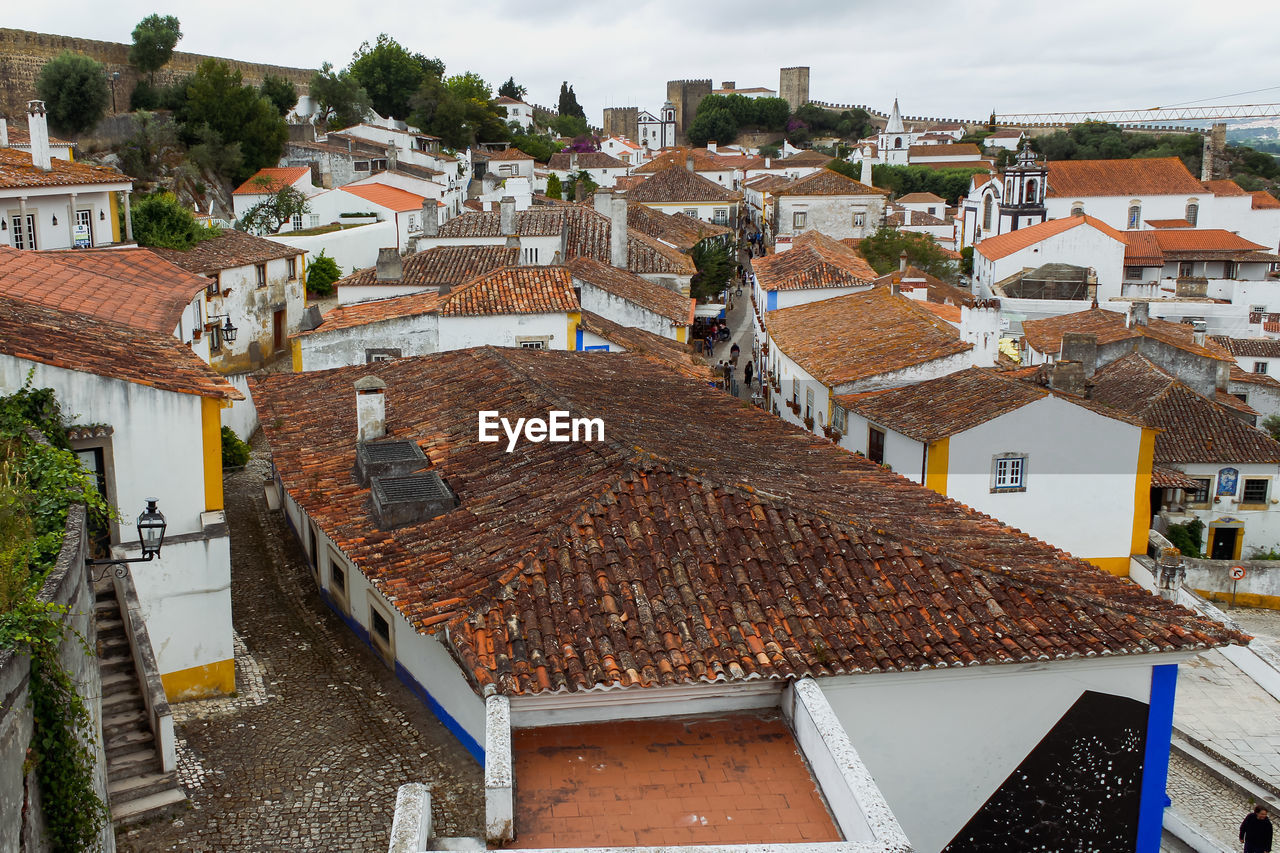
[991,454,1028,492]
[309,214,320,228]
[683,208,697,217]
[10,214,36,250]
[1223,261,1237,280]
[287,257,297,281]
[831,405,846,432]
[1127,204,1142,229]
[1187,478,1211,505]
[1071,203,1084,216]
[255,263,267,288]
[1185,201,1199,226]
[805,386,814,420]
[292,213,303,230]
[853,210,866,228]
[1255,361,1268,374]
[793,210,807,230]
[713,208,728,225]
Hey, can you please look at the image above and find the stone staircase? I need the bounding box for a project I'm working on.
[95,584,187,822]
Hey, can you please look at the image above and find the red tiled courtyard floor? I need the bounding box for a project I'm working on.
[508,712,842,848]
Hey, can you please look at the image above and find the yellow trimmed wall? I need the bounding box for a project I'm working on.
[161,658,235,700]
[1087,557,1132,577]
[567,311,581,351]
[1128,428,1157,559]
[924,438,949,494]
[201,397,223,511]
[109,191,121,242]
[291,338,303,372]
[1196,588,1280,610]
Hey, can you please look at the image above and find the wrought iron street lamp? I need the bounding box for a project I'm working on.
[206,313,238,344]
[85,498,167,581]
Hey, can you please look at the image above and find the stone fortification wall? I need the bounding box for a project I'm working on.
[0,27,313,124]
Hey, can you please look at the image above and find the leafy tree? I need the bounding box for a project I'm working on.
[129,14,183,80]
[411,74,508,148]
[1031,121,1204,175]
[510,131,562,162]
[349,34,442,120]
[563,169,599,201]
[1263,414,1280,442]
[550,113,590,139]
[690,240,734,301]
[960,246,974,277]
[1165,518,1204,557]
[309,62,372,131]
[34,52,110,136]
[498,77,527,101]
[858,225,957,282]
[185,125,243,186]
[755,97,792,131]
[116,111,178,181]
[220,427,251,467]
[758,143,781,159]
[260,74,299,117]
[545,173,562,199]
[558,82,585,119]
[129,76,189,112]
[237,182,310,234]
[840,163,985,204]
[305,249,342,296]
[178,59,287,183]
[446,72,493,103]
[687,108,738,147]
[131,191,214,250]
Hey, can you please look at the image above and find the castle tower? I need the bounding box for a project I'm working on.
[666,79,712,144]
[997,141,1048,233]
[779,66,810,113]
[603,107,640,142]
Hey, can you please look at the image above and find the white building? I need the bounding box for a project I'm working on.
[566,256,694,342]
[231,166,324,226]
[0,291,240,701]
[752,229,879,314]
[335,244,517,306]
[547,151,630,190]
[2,101,135,250]
[637,102,677,150]
[494,96,533,131]
[973,214,1127,299]
[769,168,889,243]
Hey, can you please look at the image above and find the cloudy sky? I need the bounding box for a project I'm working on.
[9,0,1278,122]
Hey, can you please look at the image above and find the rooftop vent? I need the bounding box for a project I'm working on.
[356,438,427,485]
[371,472,456,528]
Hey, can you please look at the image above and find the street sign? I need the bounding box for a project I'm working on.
[1230,565,1247,580]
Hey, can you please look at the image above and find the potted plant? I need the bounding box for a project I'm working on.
[803,415,815,430]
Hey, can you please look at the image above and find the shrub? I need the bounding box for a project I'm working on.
[220,426,251,468]
[1165,518,1205,557]
[306,250,342,297]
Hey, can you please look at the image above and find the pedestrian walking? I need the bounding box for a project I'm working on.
[744,360,754,387]
[1241,805,1272,853]
[730,343,740,363]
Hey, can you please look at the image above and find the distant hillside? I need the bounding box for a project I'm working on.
[0,27,312,123]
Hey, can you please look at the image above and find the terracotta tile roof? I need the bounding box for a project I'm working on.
[754,230,879,293]
[547,152,628,171]
[578,311,712,381]
[300,288,442,335]
[1045,157,1205,198]
[834,367,1146,442]
[1216,389,1259,418]
[871,265,976,307]
[913,159,993,172]
[493,96,527,106]
[626,204,731,251]
[0,245,208,334]
[437,208,565,238]
[0,294,239,400]
[1203,179,1248,197]
[1022,306,1234,363]
[1145,219,1194,229]
[887,208,947,227]
[772,168,888,198]
[1214,336,1280,360]
[149,229,304,273]
[1121,228,1266,263]
[1121,231,1164,266]
[988,129,1025,139]
[1251,191,1280,210]
[634,147,763,175]
[896,192,947,204]
[3,127,72,147]
[1228,365,1280,388]
[486,147,535,162]
[919,301,961,323]
[567,257,694,325]
[253,348,1240,697]
[976,215,1126,261]
[909,143,983,159]
[774,150,830,166]
[1152,465,1199,489]
[0,147,132,189]
[767,287,972,386]
[743,174,794,193]
[335,245,517,291]
[1089,354,1280,463]
[232,166,311,195]
[626,166,740,203]
[972,173,995,188]
[339,183,426,212]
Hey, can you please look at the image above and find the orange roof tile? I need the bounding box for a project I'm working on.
[486,147,535,161]
[578,311,712,381]
[1021,306,1234,362]
[231,166,311,195]
[976,215,1126,261]
[149,229,303,272]
[1045,157,1204,198]
[754,230,878,292]
[772,168,888,197]
[627,165,740,203]
[1251,190,1280,210]
[252,348,1240,697]
[909,143,983,159]
[1203,179,1248,197]
[438,266,578,316]
[0,294,239,400]
[0,245,209,334]
[1121,228,1267,264]
[0,147,132,190]
[767,287,972,386]
[338,183,427,212]
[335,245,517,291]
[567,257,693,325]
[1145,219,1193,229]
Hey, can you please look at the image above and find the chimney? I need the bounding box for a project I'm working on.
[903,209,912,226]
[386,144,397,171]
[1130,301,1150,327]
[899,250,908,273]
[26,100,51,171]
[1059,332,1098,377]
[1048,360,1087,396]
[569,151,578,172]
[0,117,7,148]
[1192,320,1207,348]
[686,153,695,172]
[375,248,402,281]
[420,200,438,237]
[355,376,387,442]
[610,195,628,270]
[765,156,771,169]
[499,196,517,236]
[593,188,612,216]
[707,140,717,154]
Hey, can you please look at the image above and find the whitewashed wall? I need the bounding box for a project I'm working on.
[437,313,570,352]
[269,220,397,277]
[577,282,679,340]
[975,225,1125,299]
[299,314,441,372]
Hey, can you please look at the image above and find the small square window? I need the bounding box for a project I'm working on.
[1125,266,1143,280]
[1187,478,1211,505]
[1243,478,1270,505]
[992,454,1027,492]
[520,340,546,349]
[1255,362,1269,375]
[332,563,345,592]
[256,264,267,288]
[371,607,391,644]
[793,211,807,230]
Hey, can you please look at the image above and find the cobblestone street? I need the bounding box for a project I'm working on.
[116,436,483,851]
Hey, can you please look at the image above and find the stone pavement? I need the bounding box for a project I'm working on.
[116,435,483,852]
[1166,751,1254,850]
[1174,608,1280,793]
[706,260,759,402]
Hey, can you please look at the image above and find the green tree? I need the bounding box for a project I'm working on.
[220,427,251,467]
[129,14,183,81]
[858,225,957,282]
[558,81,585,119]
[446,71,492,103]
[116,110,178,181]
[178,59,287,183]
[754,97,792,131]
[131,191,214,249]
[510,131,562,162]
[758,143,781,159]
[34,52,110,136]
[236,182,310,234]
[690,240,734,301]
[1165,519,1204,557]
[305,249,342,296]
[260,74,299,117]
[309,62,372,131]
[498,77,526,100]
[545,172,562,199]
[185,125,244,186]
[1263,414,1280,442]
[550,113,590,139]
[349,34,442,120]
[687,107,738,147]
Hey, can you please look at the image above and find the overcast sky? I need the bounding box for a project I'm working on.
[8,0,1278,122]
